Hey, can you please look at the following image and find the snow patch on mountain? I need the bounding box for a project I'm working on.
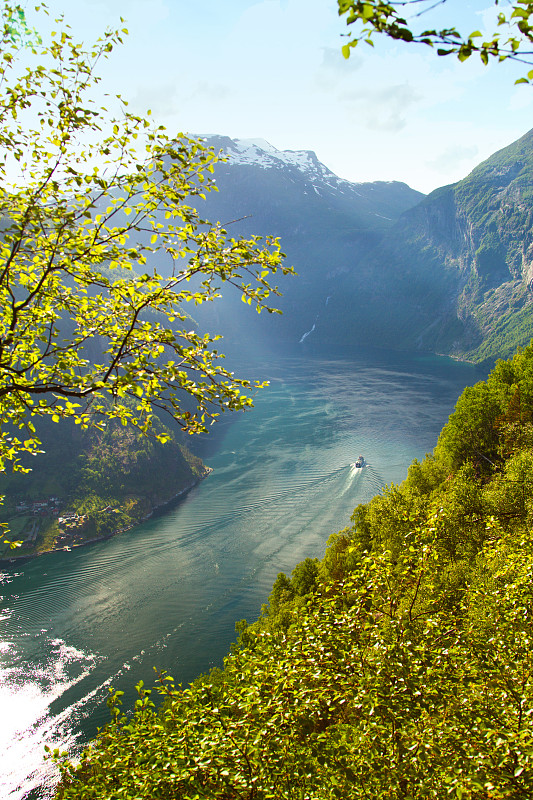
[201,134,358,194]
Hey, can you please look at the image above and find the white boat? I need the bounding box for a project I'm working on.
[354,455,365,468]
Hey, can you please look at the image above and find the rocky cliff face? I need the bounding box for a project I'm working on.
[320,129,533,363]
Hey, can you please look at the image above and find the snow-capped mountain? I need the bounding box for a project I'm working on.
[168,134,424,349]
[200,134,420,224]
[161,132,533,362]
[210,136,325,172]
[204,136,350,194]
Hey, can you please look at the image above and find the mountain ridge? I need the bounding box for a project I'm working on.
[200,134,423,225]
[158,130,533,361]
[182,134,424,347]
[302,127,533,363]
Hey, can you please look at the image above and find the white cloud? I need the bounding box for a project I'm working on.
[340,82,421,132]
[320,46,363,73]
[426,144,480,176]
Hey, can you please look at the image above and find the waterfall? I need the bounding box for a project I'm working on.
[298,294,332,344]
[299,323,316,344]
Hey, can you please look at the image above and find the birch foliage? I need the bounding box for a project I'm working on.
[338,0,533,83]
[0,3,291,476]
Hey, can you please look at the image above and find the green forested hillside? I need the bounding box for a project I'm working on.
[53,344,533,799]
[0,411,206,557]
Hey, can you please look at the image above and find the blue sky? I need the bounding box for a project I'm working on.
[33,0,533,193]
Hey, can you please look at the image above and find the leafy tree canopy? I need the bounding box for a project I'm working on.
[0,2,293,480]
[338,0,533,83]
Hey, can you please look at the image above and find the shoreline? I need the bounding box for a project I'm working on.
[0,468,212,567]
[434,351,478,365]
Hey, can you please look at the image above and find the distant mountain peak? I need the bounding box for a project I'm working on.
[199,134,349,192]
[235,137,277,153]
[231,137,320,169]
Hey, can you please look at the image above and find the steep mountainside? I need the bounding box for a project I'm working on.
[174,136,423,346]
[320,129,533,362]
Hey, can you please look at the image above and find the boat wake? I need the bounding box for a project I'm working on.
[338,463,364,497]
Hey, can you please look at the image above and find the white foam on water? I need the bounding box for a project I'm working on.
[338,464,363,497]
[0,637,100,799]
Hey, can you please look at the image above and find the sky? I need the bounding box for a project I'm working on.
[27,0,533,194]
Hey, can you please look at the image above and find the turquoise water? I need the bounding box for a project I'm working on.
[0,347,485,798]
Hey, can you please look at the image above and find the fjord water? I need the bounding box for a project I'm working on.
[0,346,485,799]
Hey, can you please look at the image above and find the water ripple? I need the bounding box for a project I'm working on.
[0,348,486,798]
